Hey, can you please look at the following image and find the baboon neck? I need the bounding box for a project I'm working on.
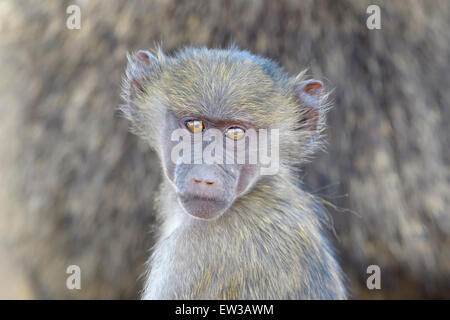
[230,173,317,222]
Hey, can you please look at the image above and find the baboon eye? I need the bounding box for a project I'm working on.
[225,127,245,141]
[185,120,205,133]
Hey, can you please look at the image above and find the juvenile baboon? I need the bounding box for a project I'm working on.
[2,0,449,300]
[121,47,346,299]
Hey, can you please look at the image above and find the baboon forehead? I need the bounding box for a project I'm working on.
[157,49,291,126]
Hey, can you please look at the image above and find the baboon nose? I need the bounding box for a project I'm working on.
[192,178,215,186]
[185,166,223,199]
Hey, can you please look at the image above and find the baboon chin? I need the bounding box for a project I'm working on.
[121,46,346,299]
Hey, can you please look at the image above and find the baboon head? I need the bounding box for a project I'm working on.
[122,47,328,220]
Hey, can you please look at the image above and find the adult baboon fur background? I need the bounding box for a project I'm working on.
[0,0,448,299]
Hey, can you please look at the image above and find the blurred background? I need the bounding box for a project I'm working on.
[0,0,449,299]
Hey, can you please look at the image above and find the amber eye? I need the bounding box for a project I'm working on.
[225,126,245,140]
[185,120,204,133]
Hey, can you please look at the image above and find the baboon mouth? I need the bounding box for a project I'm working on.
[181,194,226,203]
[178,194,230,220]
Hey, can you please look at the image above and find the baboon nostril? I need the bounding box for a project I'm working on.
[193,178,202,183]
[205,181,215,185]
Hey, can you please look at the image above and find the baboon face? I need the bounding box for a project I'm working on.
[122,47,325,220]
[160,112,261,220]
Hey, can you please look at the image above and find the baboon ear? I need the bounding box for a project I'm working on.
[296,79,324,132]
[125,50,159,100]
[122,50,159,126]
